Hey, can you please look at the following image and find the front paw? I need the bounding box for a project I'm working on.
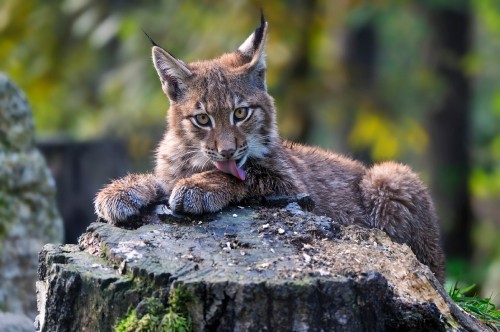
[94,188,141,225]
[94,174,165,224]
[168,172,245,214]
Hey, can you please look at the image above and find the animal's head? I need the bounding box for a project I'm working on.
[149,14,278,180]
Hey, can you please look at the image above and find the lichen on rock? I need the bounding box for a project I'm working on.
[0,73,64,319]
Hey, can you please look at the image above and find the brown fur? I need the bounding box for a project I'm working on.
[94,19,445,282]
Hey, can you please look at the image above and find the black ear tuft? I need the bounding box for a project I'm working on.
[236,11,268,90]
[142,29,160,47]
[253,10,266,52]
[144,30,180,59]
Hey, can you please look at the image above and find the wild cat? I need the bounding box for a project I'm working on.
[94,15,445,282]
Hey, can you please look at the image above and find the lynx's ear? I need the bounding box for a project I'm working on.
[237,12,268,90]
[151,45,192,102]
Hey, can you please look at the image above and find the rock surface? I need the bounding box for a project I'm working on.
[0,73,64,319]
[36,196,486,331]
[0,312,35,332]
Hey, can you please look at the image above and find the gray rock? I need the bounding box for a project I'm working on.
[0,73,64,319]
[36,197,486,331]
[0,312,34,332]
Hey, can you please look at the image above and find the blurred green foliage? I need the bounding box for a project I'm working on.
[1,0,499,301]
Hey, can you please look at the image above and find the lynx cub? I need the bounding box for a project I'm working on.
[95,16,445,282]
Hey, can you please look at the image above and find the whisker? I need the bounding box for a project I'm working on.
[167,149,200,158]
[170,153,203,175]
[200,157,213,171]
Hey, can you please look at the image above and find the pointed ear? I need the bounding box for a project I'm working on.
[152,46,192,102]
[237,13,268,90]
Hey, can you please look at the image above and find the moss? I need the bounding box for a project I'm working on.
[137,313,161,332]
[0,223,6,240]
[100,242,107,257]
[0,192,10,240]
[115,285,193,332]
[115,309,140,332]
[168,284,192,317]
[162,285,192,332]
[160,308,191,332]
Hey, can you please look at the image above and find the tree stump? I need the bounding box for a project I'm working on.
[36,196,485,331]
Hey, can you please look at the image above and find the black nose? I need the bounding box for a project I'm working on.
[219,149,235,159]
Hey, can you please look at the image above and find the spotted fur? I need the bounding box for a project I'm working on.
[94,17,445,282]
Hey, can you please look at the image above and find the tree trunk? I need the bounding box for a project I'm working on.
[339,19,378,164]
[420,2,473,259]
[279,0,317,144]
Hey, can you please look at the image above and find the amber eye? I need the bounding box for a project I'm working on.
[194,114,211,126]
[234,107,249,122]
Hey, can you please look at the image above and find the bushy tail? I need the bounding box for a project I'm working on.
[94,173,167,225]
[359,161,445,283]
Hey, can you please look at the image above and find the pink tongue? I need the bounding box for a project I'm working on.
[215,160,246,181]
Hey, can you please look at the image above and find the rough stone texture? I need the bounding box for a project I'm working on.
[0,73,64,319]
[0,312,35,332]
[36,197,487,331]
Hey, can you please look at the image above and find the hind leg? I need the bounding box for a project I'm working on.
[359,161,445,283]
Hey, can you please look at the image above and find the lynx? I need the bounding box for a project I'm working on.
[95,15,445,282]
